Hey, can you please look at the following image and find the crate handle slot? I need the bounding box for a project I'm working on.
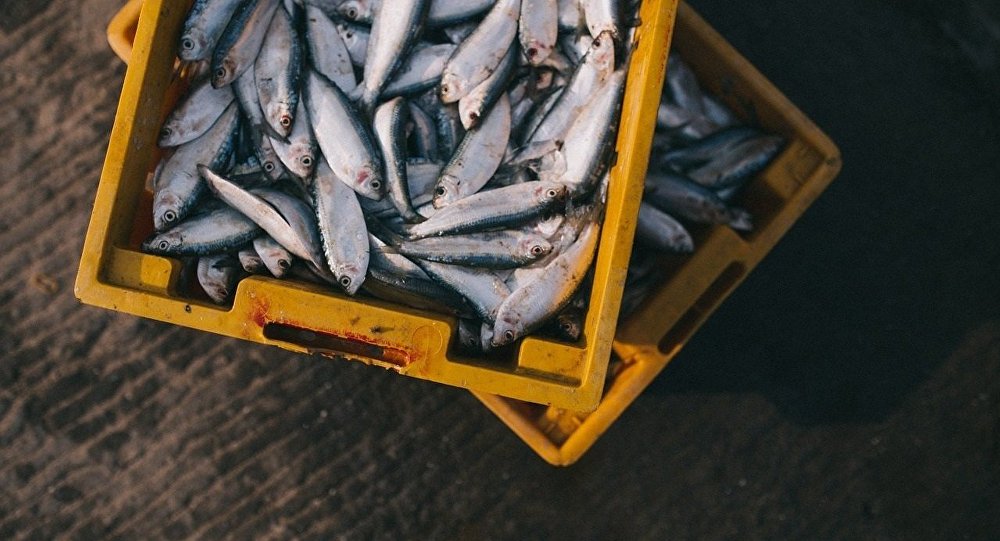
[263,322,412,367]
[658,262,747,354]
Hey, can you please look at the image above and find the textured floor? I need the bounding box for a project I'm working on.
[1,0,998,539]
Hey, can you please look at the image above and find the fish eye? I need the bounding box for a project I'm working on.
[278,259,291,270]
[162,210,177,224]
[214,67,226,80]
[594,38,602,47]
[370,180,381,190]
[546,189,557,198]
[435,186,446,197]
[157,240,170,250]
[560,321,572,332]
[440,84,450,95]
[339,276,352,288]
[345,6,358,19]
[181,38,195,51]
[468,111,479,122]
[264,161,276,172]
[160,127,172,137]
[345,30,354,39]
[527,47,538,58]
[300,155,313,167]
[530,245,544,256]
[280,115,292,128]
[503,330,515,342]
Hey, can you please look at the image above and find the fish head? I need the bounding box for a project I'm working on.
[556,310,583,342]
[439,72,465,104]
[586,30,617,75]
[158,122,179,147]
[534,183,569,205]
[178,29,208,62]
[491,316,524,348]
[353,164,384,201]
[334,264,365,295]
[518,236,553,261]
[141,231,182,254]
[522,40,553,66]
[289,143,317,179]
[336,0,369,22]
[152,191,184,232]
[432,175,460,209]
[458,98,485,130]
[266,103,295,138]
[211,57,237,88]
[335,22,363,51]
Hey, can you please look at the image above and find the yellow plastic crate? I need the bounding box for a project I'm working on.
[473,2,842,465]
[79,0,680,411]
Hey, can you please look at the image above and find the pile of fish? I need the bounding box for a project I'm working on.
[619,53,785,317]
[142,0,640,352]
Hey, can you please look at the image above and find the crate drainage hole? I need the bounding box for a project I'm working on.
[263,323,412,367]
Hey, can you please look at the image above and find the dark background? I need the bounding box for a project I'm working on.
[1,0,998,539]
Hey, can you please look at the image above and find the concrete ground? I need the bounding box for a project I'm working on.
[1,0,998,539]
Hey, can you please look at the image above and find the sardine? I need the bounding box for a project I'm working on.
[392,230,553,268]
[433,93,511,207]
[159,79,235,148]
[152,102,240,231]
[197,254,242,303]
[303,71,385,200]
[255,6,302,138]
[440,0,521,103]
[686,135,784,190]
[415,260,510,322]
[142,205,261,256]
[304,5,357,93]
[519,0,558,65]
[233,65,287,180]
[211,0,281,88]
[410,179,566,238]
[313,157,370,294]
[335,22,370,66]
[179,0,245,62]
[383,44,456,98]
[238,245,267,274]
[357,0,429,114]
[644,172,753,231]
[268,98,316,179]
[634,201,693,253]
[373,97,422,223]
[253,235,294,277]
[458,43,516,129]
[491,220,599,346]
[581,0,622,46]
[407,102,440,161]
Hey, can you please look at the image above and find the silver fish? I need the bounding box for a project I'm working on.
[440,0,521,103]
[634,201,694,253]
[313,157,370,294]
[197,254,242,303]
[211,0,281,88]
[142,205,261,256]
[458,43,516,129]
[305,5,357,93]
[392,230,553,268]
[234,65,287,180]
[523,31,615,145]
[552,69,626,198]
[644,172,753,231]
[152,102,240,231]
[357,0,429,114]
[415,260,510,322]
[336,0,376,23]
[159,79,235,148]
[255,6,302,138]
[374,97,422,223]
[361,161,443,217]
[179,0,245,62]
[433,93,511,208]
[410,179,566,238]
[491,220,599,346]
[268,98,316,179]
[200,165,323,267]
[383,44,456,98]
[519,0,558,65]
[238,245,267,274]
[253,235,294,277]
[686,135,785,190]
[304,71,385,200]
[665,52,705,116]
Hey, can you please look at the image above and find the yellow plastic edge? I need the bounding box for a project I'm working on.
[83,0,680,411]
[474,2,842,466]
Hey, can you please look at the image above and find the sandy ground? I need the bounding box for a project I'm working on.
[1,0,998,539]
